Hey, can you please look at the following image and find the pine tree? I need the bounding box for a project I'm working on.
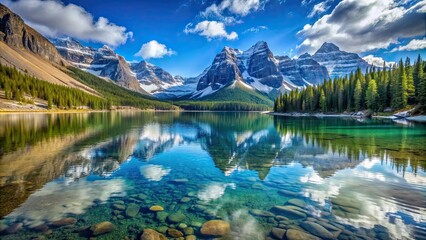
[320,90,326,112]
[419,74,426,107]
[354,80,362,111]
[405,57,415,103]
[366,79,378,111]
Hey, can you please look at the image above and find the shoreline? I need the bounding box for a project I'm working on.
[265,111,426,123]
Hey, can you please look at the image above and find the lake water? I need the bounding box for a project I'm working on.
[0,112,425,240]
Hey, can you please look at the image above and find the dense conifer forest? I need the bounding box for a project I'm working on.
[274,55,426,114]
[0,64,109,109]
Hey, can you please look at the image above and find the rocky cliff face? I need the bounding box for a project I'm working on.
[296,53,329,85]
[0,4,62,64]
[197,47,243,91]
[131,61,183,94]
[53,38,146,94]
[313,42,370,79]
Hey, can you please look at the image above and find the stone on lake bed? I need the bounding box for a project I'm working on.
[249,209,275,217]
[180,197,191,203]
[90,221,115,236]
[185,235,197,240]
[126,203,140,218]
[50,218,77,227]
[140,228,167,240]
[5,223,23,234]
[287,199,307,208]
[167,212,186,223]
[170,178,189,184]
[271,206,307,219]
[156,212,168,222]
[200,220,230,236]
[113,204,126,210]
[301,221,334,239]
[149,205,164,211]
[167,228,184,238]
[178,223,188,229]
[271,227,286,239]
[286,229,321,240]
[278,190,300,197]
[183,227,194,235]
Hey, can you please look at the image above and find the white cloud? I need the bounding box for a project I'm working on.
[297,0,426,54]
[391,38,426,52]
[135,40,176,59]
[202,0,262,18]
[242,25,268,34]
[184,21,238,40]
[362,55,396,67]
[3,0,133,47]
[308,0,332,18]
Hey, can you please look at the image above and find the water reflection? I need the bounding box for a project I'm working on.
[0,112,425,239]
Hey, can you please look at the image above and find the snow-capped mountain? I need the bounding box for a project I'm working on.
[312,42,370,79]
[53,38,371,101]
[130,61,184,94]
[188,41,331,99]
[53,38,146,94]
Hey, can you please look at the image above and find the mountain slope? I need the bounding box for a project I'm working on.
[130,61,184,94]
[0,4,97,95]
[313,42,370,79]
[197,81,274,106]
[53,38,147,94]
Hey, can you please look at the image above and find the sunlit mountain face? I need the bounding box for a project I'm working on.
[0,112,425,239]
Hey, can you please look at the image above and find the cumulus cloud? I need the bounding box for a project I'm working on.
[362,55,396,67]
[184,21,238,40]
[297,0,426,54]
[3,0,133,47]
[202,0,263,18]
[391,38,426,52]
[308,0,333,18]
[243,25,268,34]
[135,40,176,59]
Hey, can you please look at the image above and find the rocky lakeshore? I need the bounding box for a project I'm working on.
[0,180,395,240]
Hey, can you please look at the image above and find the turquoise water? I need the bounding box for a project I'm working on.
[0,112,425,239]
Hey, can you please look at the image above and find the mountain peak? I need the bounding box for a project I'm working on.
[316,42,340,54]
[299,52,312,58]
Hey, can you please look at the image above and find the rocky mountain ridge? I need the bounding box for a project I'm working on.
[0,4,62,64]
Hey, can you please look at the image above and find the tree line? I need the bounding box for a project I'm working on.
[274,55,426,113]
[0,64,110,109]
[176,101,270,111]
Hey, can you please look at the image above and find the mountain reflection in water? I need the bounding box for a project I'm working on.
[0,112,425,239]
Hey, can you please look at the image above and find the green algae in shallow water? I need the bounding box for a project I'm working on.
[0,112,425,239]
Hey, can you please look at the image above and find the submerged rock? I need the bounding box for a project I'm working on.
[156,212,168,222]
[286,229,321,240]
[126,203,140,218]
[90,221,115,236]
[278,190,299,197]
[50,218,77,227]
[200,220,230,236]
[185,235,196,240]
[271,227,286,239]
[5,223,23,234]
[271,206,307,219]
[167,228,184,238]
[287,199,307,208]
[301,221,334,239]
[140,228,167,240]
[149,205,164,211]
[170,179,189,184]
[250,209,275,217]
[167,212,186,223]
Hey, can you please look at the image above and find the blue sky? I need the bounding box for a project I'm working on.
[2,0,426,77]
